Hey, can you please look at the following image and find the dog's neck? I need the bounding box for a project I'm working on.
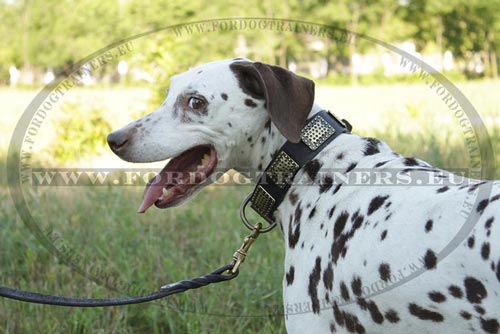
[235,104,333,182]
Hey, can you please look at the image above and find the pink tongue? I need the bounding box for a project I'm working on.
[137,175,165,213]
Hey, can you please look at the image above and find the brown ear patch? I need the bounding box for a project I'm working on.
[230,61,315,143]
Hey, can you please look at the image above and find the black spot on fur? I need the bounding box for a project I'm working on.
[336,153,344,160]
[475,305,486,315]
[334,301,366,334]
[289,191,299,205]
[477,199,489,214]
[424,249,437,269]
[247,136,253,142]
[364,138,380,156]
[197,70,203,74]
[428,291,446,303]
[468,236,475,248]
[308,257,322,314]
[449,285,463,298]
[331,234,347,265]
[334,211,349,239]
[288,205,302,249]
[333,301,344,326]
[464,276,487,304]
[481,242,491,260]
[319,176,333,193]
[437,186,449,193]
[264,119,271,130]
[328,206,336,219]
[304,159,322,181]
[374,160,389,168]
[380,230,387,240]
[481,318,500,334]
[408,303,444,322]
[379,263,391,282]
[351,276,362,296]
[367,301,384,324]
[496,259,500,283]
[470,181,488,193]
[323,263,334,291]
[367,195,389,216]
[468,183,480,193]
[309,206,317,219]
[286,266,295,286]
[460,310,472,319]
[358,299,383,324]
[485,217,494,230]
[221,93,228,100]
[385,309,400,323]
[403,157,420,166]
[227,122,232,127]
[345,162,357,173]
[340,281,350,301]
[245,98,257,107]
[424,219,433,233]
[401,167,439,174]
[333,184,342,195]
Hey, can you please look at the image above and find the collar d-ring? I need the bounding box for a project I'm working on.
[240,192,277,233]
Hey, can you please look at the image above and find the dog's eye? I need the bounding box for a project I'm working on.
[188,97,205,110]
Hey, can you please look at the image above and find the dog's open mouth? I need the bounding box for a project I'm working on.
[138,145,218,213]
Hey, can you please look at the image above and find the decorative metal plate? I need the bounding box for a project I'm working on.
[250,186,275,220]
[301,115,336,150]
[267,151,300,188]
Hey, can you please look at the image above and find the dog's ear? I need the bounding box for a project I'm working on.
[230,61,315,143]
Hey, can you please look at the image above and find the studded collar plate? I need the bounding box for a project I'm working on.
[250,110,351,224]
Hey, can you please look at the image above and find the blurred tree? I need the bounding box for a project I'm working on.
[403,0,499,78]
[0,0,498,82]
[441,0,500,78]
[303,0,415,82]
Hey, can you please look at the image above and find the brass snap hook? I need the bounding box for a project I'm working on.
[231,223,262,274]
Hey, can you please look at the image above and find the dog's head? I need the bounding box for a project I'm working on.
[107,59,314,213]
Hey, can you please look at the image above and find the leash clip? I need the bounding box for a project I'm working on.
[231,223,261,274]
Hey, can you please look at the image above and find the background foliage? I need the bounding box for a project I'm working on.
[1,0,499,83]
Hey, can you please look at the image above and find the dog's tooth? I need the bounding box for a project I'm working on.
[197,154,210,169]
[201,154,210,166]
[162,188,169,196]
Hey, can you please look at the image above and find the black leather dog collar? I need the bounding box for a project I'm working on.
[249,110,351,224]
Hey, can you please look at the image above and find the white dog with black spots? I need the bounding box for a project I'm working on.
[108,58,500,334]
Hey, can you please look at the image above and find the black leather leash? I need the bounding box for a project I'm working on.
[0,110,350,308]
[0,220,265,307]
[0,264,237,307]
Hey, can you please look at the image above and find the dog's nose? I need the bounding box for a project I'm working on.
[107,130,130,152]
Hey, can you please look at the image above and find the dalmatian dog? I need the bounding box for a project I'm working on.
[107,58,500,334]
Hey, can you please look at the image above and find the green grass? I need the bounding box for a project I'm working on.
[0,82,498,333]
